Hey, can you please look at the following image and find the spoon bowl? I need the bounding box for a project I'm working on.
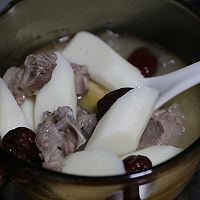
[143,61,200,109]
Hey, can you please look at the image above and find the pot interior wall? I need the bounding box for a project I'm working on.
[0,0,199,75]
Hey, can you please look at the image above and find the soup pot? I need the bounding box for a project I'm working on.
[0,0,200,199]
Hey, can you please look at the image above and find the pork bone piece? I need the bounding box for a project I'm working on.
[0,78,31,138]
[62,150,125,176]
[85,86,159,156]
[62,31,144,91]
[34,52,77,128]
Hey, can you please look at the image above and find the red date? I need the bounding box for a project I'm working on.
[128,47,158,77]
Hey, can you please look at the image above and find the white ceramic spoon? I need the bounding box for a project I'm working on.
[143,61,200,110]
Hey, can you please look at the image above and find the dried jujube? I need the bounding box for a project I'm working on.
[2,127,41,164]
[123,155,152,173]
[96,87,133,121]
[128,47,158,77]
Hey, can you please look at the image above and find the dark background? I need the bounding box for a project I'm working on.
[0,0,199,199]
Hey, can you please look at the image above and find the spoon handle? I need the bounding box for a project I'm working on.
[143,61,200,95]
[155,72,200,109]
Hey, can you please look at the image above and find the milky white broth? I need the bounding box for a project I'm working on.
[38,30,199,150]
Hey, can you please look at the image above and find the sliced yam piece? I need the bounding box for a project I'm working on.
[20,97,35,131]
[78,81,108,113]
[85,86,159,156]
[121,145,183,166]
[62,31,144,91]
[0,78,31,138]
[62,150,125,176]
[34,52,77,128]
